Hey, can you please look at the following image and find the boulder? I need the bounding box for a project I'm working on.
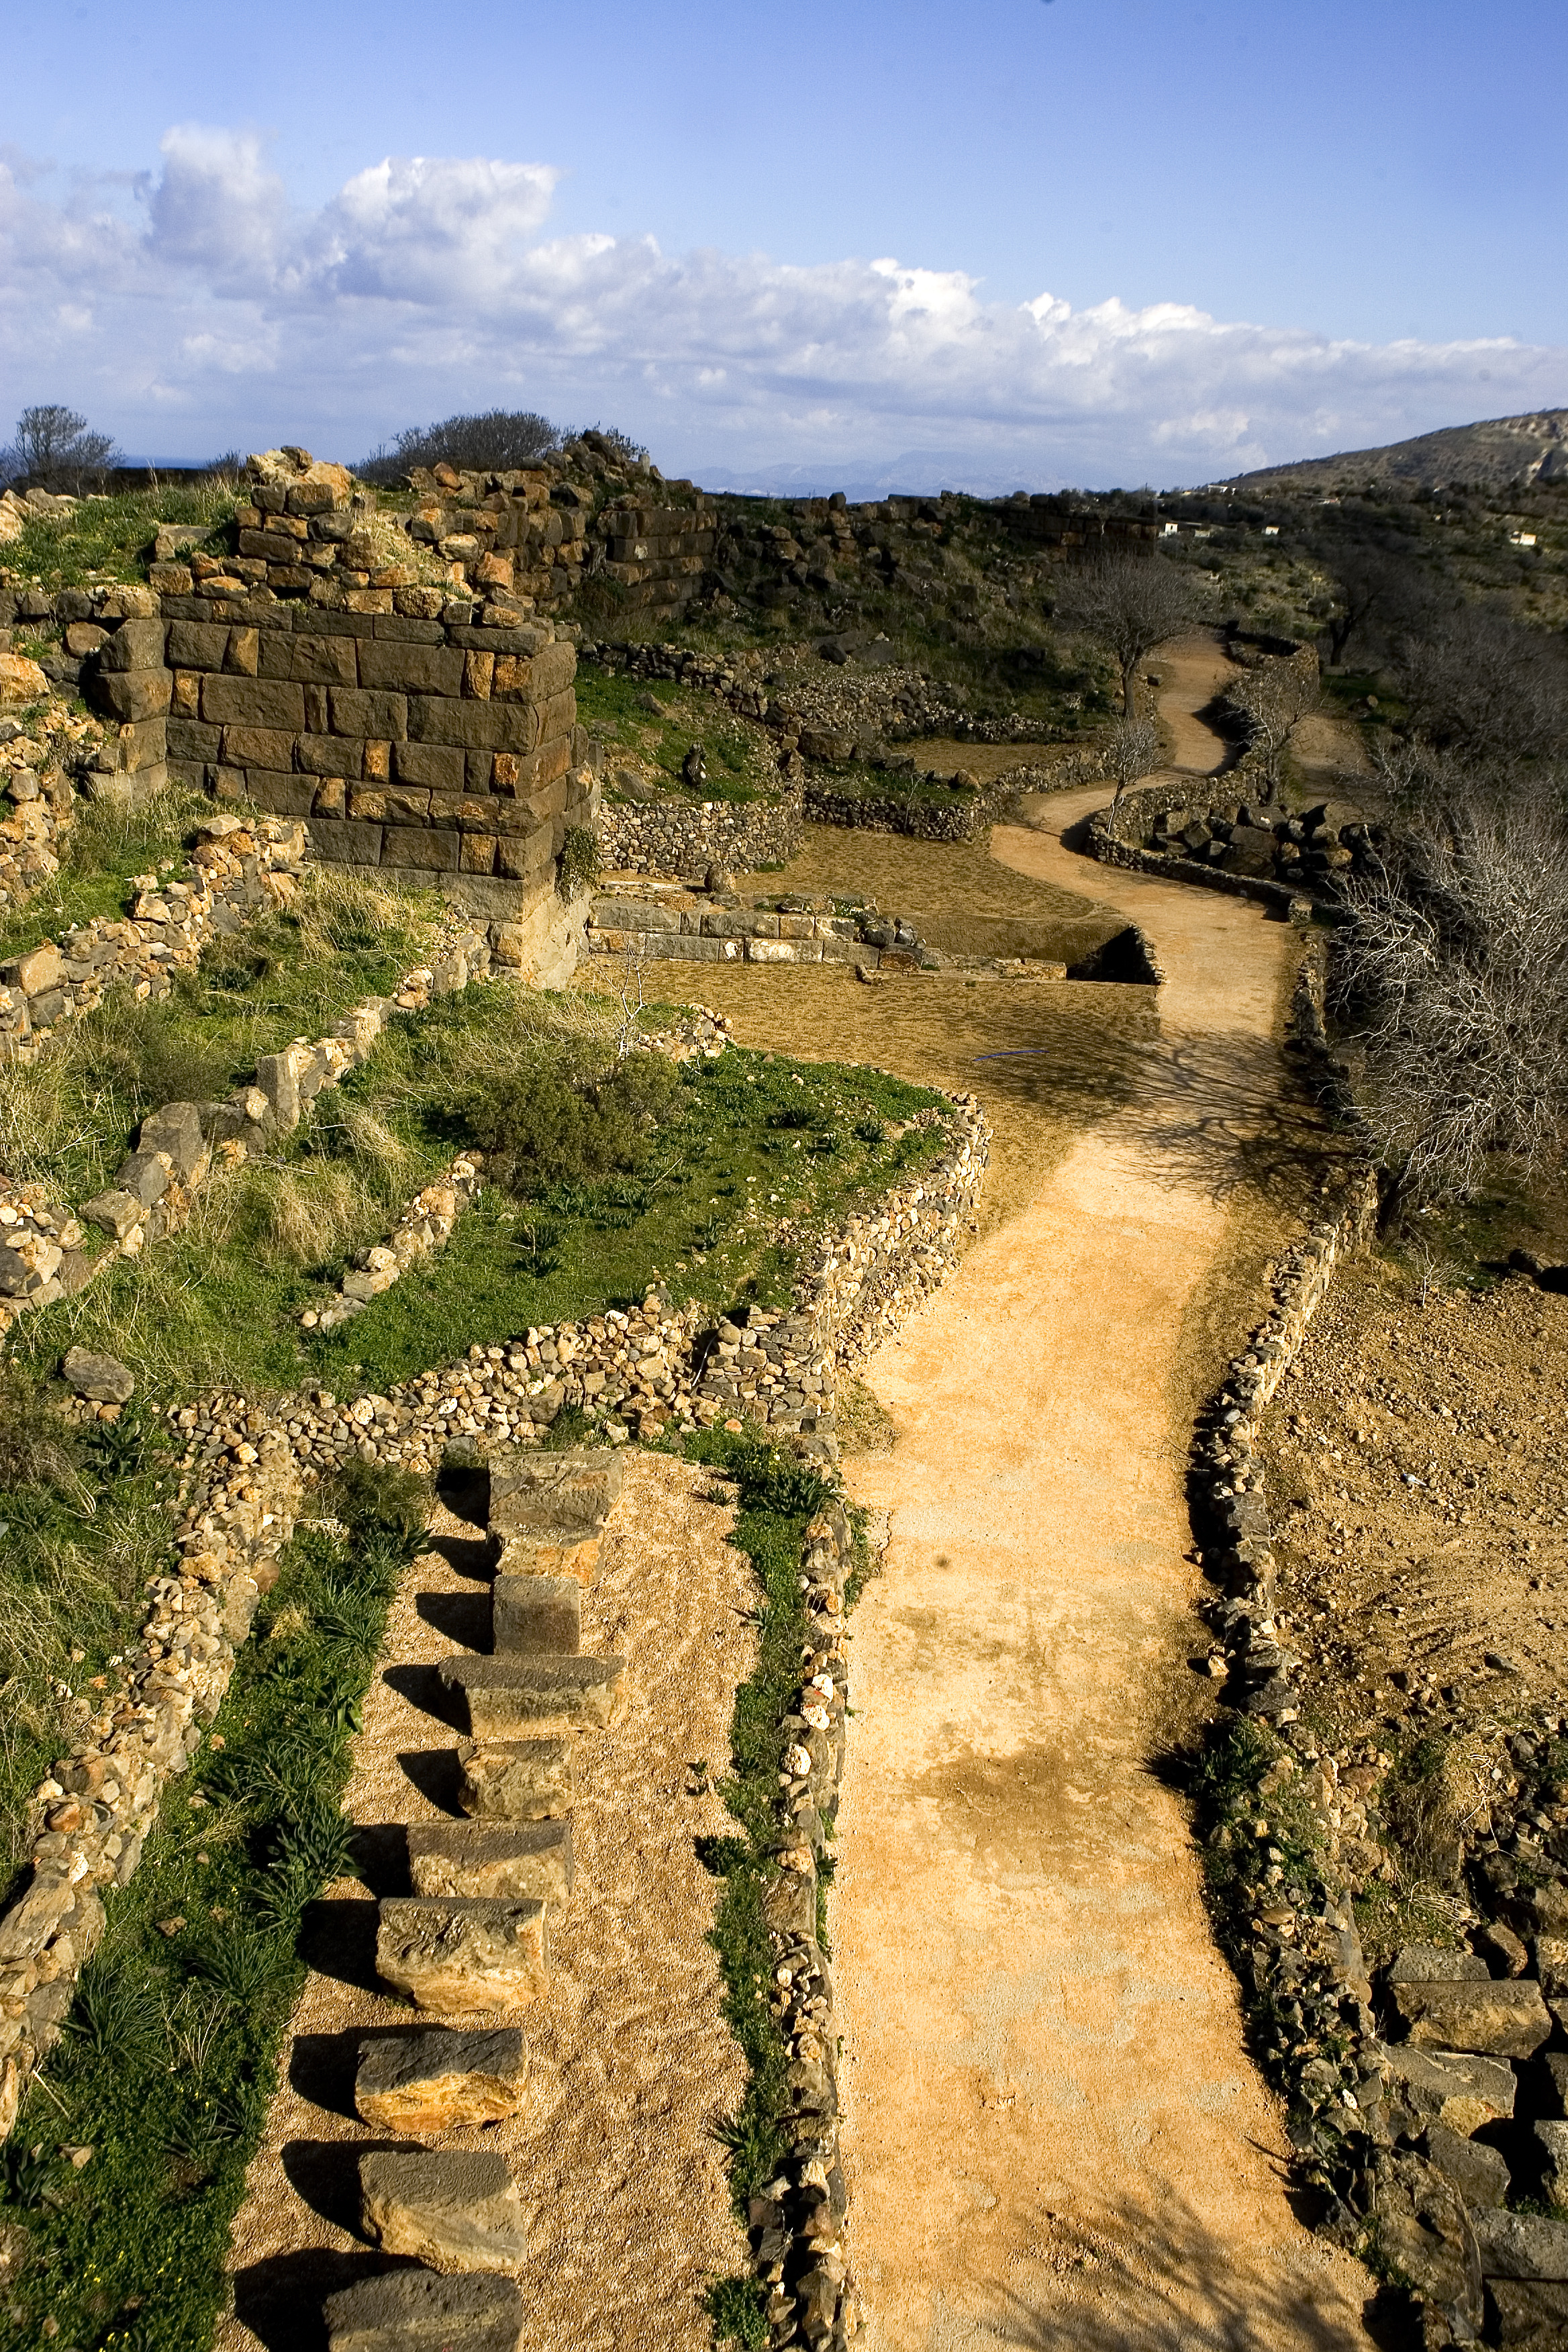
[407,1820,573,1905]
[377,1895,548,2014]
[1389,1944,1490,1983]
[492,1574,580,1655]
[1423,2120,1510,2208]
[1392,1979,1551,2058]
[1379,2041,1518,2137]
[439,1655,626,1738]
[1536,2120,1568,2209]
[0,654,48,709]
[62,1346,134,1405]
[1374,2150,1483,2329]
[355,2026,526,2137]
[458,1736,575,1822]
[1473,2210,1568,2282]
[324,2269,524,2352]
[358,2148,528,2273]
[1486,2280,1568,2349]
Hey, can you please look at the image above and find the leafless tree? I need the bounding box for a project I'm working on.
[1104,716,1160,799]
[1223,660,1320,803]
[1329,791,1568,1210]
[1,405,119,490]
[1395,603,1568,765]
[1051,550,1199,714]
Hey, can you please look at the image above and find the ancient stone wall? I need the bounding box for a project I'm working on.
[597,787,803,877]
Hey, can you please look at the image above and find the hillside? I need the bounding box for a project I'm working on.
[1221,405,1568,494]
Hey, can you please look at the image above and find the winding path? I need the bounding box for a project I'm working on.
[832,652,1375,2348]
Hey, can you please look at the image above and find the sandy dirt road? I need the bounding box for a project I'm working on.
[831,773,1377,2348]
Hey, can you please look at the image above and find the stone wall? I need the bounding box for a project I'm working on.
[596,787,803,877]
[1088,782,1329,919]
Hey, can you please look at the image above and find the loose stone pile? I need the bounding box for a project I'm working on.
[0,702,107,920]
[1089,780,1375,919]
[0,810,307,1065]
[301,1153,484,1332]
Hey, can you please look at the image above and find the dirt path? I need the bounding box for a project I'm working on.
[829,782,1377,2347]
[1143,630,1239,777]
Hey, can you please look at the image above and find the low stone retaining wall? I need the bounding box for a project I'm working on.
[596,787,803,877]
[0,811,308,1064]
[0,701,114,924]
[300,1154,485,1333]
[0,1420,300,2139]
[586,883,936,975]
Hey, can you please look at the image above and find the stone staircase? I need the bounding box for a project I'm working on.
[320,1447,624,2352]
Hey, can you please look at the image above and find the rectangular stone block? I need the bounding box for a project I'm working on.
[246,770,316,818]
[167,717,222,761]
[429,793,502,832]
[297,730,365,777]
[1379,2039,1518,2135]
[372,614,447,642]
[358,2148,527,2275]
[493,1574,580,1655]
[489,1447,624,1536]
[448,624,554,655]
[97,669,171,722]
[290,633,360,685]
[330,686,407,740]
[308,818,385,865]
[358,639,466,695]
[166,620,230,670]
[495,830,555,884]
[460,834,498,873]
[222,725,297,771]
[491,1533,601,1587]
[407,697,542,752]
[377,1894,547,2013]
[438,1655,626,1738]
[324,2269,525,2352]
[384,825,459,871]
[458,1736,575,1822]
[395,740,468,791]
[354,2025,526,2137]
[407,1820,573,1904]
[99,618,168,671]
[1393,1980,1552,2058]
[200,675,304,728]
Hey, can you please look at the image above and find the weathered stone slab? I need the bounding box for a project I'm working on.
[407,1820,573,1904]
[377,1895,547,2013]
[1378,2041,1518,2136]
[355,2026,526,2137]
[324,2267,524,2352]
[1389,1944,1489,1983]
[493,1574,580,1655]
[458,1736,575,1821]
[1393,1979,1552,2058]
[488,1447,623,1538]
[1424,2120,1510,2208]
[439,1655,626,1738]
[490,1532,600,1587]
[1487,2279,1568,2349]
[1473,2210,1568,2282]
[358,2147,528,2273]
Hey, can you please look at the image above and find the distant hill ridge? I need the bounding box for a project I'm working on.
[1220,407,1568,494]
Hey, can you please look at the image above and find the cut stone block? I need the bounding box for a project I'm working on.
[458,1736,575,1821]
[377,1895,547,2014]
[408,1818,574,1904]
[358,2147,528,2273]
[493,1573,580,1655]
[1424,2119,1510,2208]
[1538,2120,1568,2210]
[1378,2041,1518,2136]
[324,2268,524,2352]
[490,1531,601,1587]
[354,2025,526,2137]
[489,1447,623,1538]
[1388,1943,1489,1983]
[1393,1979,1552,2058]
[440,1654,626,1738]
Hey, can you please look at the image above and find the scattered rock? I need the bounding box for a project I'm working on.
[1391,1979,1553,2059]
[61,1346,134,1405]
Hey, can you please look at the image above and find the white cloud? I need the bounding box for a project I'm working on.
[0,126,1561,483]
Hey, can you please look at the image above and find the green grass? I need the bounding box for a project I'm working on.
[3,487,238,591]
[0,1462,425,2352]
[0,781,222,969]
[7,988,954,1400]
[0,865,442,1204]
[574,663,775,804]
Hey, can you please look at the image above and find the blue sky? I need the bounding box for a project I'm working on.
[3,0,1564,490]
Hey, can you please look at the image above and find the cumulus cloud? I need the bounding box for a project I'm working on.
[0,126,1561,484]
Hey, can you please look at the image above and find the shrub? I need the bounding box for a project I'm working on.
[458,1046,680,1195]
[556,824,602,899]
[358,408,563,485]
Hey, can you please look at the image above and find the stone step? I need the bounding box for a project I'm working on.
[440,1653,627,1738]
[377,1894,548,2014]
[408,1818,574,1904]
[355,2024,526,2136]
[488,1447,623,1541]
[458,1735,575,1821]
[358,2146,528,2273]
[489,1531,601,1587]
[493,1572,580,1654]
[324,2268,524,2351]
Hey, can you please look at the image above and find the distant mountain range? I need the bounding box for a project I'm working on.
[1218,407,1568,495]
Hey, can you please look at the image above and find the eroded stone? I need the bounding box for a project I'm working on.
[354,2025,526,2137]
[324,2267,525,2352]
[439,1654,626,1737]
[377,1895,548,2014]
[407,1819,574,1904]
[1393,1979,1552,2059]
[358,2147,528,2272]
[458,1737,575,1822]
[492,1573,580,1655]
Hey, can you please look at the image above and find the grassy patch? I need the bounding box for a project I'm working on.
[574,663,777,804]
[0,1375,177,1890]
[0,865,441,1203]
[9,990,954,1400]
[2,486,238,591]
[0,1462,426,2352]
[0,780,220,969]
